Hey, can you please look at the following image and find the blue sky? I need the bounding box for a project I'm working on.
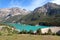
[0,0,60,10]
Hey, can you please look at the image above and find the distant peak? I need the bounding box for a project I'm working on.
[45,2,60,6]
[10,7,20,9]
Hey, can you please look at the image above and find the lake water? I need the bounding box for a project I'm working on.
[4,23,50,31]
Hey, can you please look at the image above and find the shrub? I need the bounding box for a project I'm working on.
[28,30,33,34]
[56,31,60,36]
[0,32,2,36]
[12,30,19,34]
[7,33,12,36]
[19,30,27,34]
[52,33,56,36]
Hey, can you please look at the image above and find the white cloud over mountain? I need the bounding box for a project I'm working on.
[51,0,60,4]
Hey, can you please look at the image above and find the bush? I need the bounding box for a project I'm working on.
[28,30,33,34]
[7,33,12,36]
[56,31,60,36]
[0,32,2,36]
[52,33,56,35]
[19,30,27,34]
[12,30,19,34]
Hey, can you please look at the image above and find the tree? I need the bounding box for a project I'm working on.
[47,29,52,35]
[36,28,42,35]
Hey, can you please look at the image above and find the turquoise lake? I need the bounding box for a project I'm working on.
[4,23,50,31]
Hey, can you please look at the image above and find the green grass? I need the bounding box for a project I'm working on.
[0,34,60,40]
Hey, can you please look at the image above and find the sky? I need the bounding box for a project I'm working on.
[0,0,60,10]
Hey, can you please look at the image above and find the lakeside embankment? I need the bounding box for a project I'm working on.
[41,27,60,34]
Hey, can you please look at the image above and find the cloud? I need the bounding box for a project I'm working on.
[51,0,60,4]
[27,0,43,10]
[8,0,51,10]
[9,0,41,10]
[9,0,22,7]
[24,0,51,10]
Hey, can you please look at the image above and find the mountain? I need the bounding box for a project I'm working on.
[0,7,30,22]
[0,2,60,26]
[33,2,60,16]
[18,2,60,26]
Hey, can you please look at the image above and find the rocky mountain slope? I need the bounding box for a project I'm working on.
[0,7,30,22]
[33,2,60,17]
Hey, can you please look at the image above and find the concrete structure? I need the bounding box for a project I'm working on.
[41,27,60,34]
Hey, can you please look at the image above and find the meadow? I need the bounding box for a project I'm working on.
[0,34,60,40]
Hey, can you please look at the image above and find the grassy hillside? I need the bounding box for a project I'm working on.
[20,15,60,26]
